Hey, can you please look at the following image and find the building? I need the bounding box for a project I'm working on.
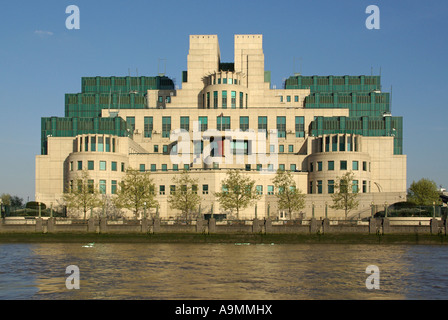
[35,34,407,219]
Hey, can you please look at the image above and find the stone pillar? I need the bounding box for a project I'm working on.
[265,218,272,233]
[196,218,204,233]
[35,218,43,233]
[382,218,390,234]
[252,218,260,233]
[430,219,440,235]
[322,218,330,234]
[100,218,107,233]
[88,218,96,233]
[310,218,319,233]
[369,218,379,234]
[141,219,149,233]
[208,218,216,233]
[47,218,55,233]
[153,218,160,233]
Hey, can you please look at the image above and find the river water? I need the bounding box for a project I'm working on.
[0,242,447,300]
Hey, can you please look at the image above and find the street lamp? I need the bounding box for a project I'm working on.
[144,202,147,220]
[384,202,388,218]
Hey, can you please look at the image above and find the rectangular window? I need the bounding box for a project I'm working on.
[340,160,347,170]
[98,137,104,152]
[287,96,291,102]
[99,180,106,194]
[363,161,367,171]
[99,161,106,171]
[256,185,263,195]
[279,145,284,153]
[310,162,314,172]
[217,116,231,131]
[88,180,94,194]
[173,164,178,171]
[85,136,89,152]
[202,184,209,195]
[105,137,110,152]
[111,161,117,171]
[352,180,359,193]
[239,116,249,132]
[126,116,135,132]
[170,185,176,194]
[162,117,171,138]
[288,145,294,153]
[309,181,313,194]
[294,95,299,102]
[268,164,274,172]
[352,161,359,170]
[239,92,244,108]
[139,164,145,172]
[270,144,275,153]
[162,164,167,171]
[325,136,329,152]
[347,136,352,152]
[213,91,218,109]
[144,117,153,138]
[199,116,208,131]
[88,160,94,170]
[279,164,285,171]
[159,185,165,195]
[317,161,322,171]
[290,164,296,171]
[70,161,73,171]
[257,164,262,171]
[121,162,125,172]
[111,180,117,194]
[267,185,274,195]
[184,164,190,171]
[231,140,248,155]
[163,145,168,154]
[258,116,267,133]
[222,91,227,109]
[317,180,323,194]
[245,164,251,171]
[363,180,367,193]
[206,92,210,108]
[151,164,156,172]
[180,116,189,132]
[78,161,83,170]
[332,136,338,151]
[328,180,335,194]
[231,91,236,108]
[91,137,96,151]
[154,145,159,153]
[295,116,305,137]
[339,136,345,151]
[328,161,334,171]
[277,116,286,138]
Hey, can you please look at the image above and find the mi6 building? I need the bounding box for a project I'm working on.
[35,34,406,219]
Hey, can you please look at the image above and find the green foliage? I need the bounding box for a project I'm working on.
[63,170,103,220]
[272,169,305,218]
[215,170,260,219]
[407,178,441,206]
[168,170,201,220]
[330,171,359,219]
[114,168,158,219]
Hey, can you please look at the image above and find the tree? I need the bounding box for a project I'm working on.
[0,193,11,206]
[330,171,359,219]
[214,169,260,219]
[407,178,441,206]
[114,168,158,219]
[272,169,305,219]
[10,196,24,208]
[63,170,103,220]
[168,170,201,221]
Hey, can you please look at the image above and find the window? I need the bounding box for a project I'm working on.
[180,116,189,132]
[78,161,83,170]
[288,145,294,153]
[231,91,236,108]
[239,116,249,132]
[173,164,178,171]
[162,117,171,138]
[328,180,335,194]
[309,181,313,194]
[99,161,106,171]
[158,96,163,103]
[206,92,210,108]
[256,185,263,195]
[268,164,274,172]
[258,116,267,133]
[111,161,117,171]
[363,161,367,171]
[352,161,359,170]
[295,116,304,137]
[332,136,338,151]
[279,145,284,153]
[159,185,165,195]
[310,162,313,172]
[245,164,251,171]
[317,180,323,194]
[84,137,89,152]
[363,180,367,193]
[277,116,286,138]
[88,180,94,194]
[88,161,94,170]
[317,161,322,171]
[126,116,135,132]
[340,160,347,170]
[199,117,208,131]
[163,145,168,154]
[154,145,159,153]
[121,162,125,172]
[239,92,244,108]
[213,91,218,109]
[105,137,110,152]
[99,180,106,194]
[139,164,145,172]
[294,95,299,102]
[162,164,167,172]
[144,117,153,138]
[69,180,73,192]
[151,164,156,172]
[339,136,345,151]
[267,185,274,195]
[270,145,275,153]
[290,164,296,172]
[352,180,359,193]
[222,91,227,109]
[184,164,190,171]
[279,164,285,171]
[280,96,283,102]
[287,96,291,102]
[325,136,329,152]
[328,161,334,171]
[257,164,262,171]
[202,185,209,195]
[217,116,230,131]
[111,180,117,194]
[170,185,176,194]
[70,161,73,171]
[91,137,96,151]
[98,137,104,152]
[192,185,198,194]
[231,140,248,155]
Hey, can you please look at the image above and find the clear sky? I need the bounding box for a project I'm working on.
[0,0,447,202]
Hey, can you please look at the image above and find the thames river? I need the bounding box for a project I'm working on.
[1,242,448,300]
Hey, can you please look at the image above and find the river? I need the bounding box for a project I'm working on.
[0,242,447,300]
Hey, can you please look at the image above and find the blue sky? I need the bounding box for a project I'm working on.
[0,0,447,202]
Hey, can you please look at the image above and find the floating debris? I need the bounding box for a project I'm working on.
[82,242,95,248]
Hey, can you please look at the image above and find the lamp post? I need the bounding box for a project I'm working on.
[384,202,388,218]
[371,201,374,218]
[144,202,147,220]
[38,202,41,218]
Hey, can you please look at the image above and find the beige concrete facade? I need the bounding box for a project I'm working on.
[35,34,407,219]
